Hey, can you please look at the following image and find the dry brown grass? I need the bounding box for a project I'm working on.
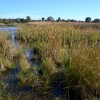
[27,21,100,26]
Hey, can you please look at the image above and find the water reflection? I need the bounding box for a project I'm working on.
[0,27,18,44]
[26,47,40,68]
[26,48,34,62]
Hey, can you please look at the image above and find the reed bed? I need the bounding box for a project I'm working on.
[15,23,100,99]
[0,23,100,99]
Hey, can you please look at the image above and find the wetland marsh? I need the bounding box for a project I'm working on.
[0,23,100,100]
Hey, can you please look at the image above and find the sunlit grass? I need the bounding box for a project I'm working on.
[16,24,100,99]
[0,32,15,72]
[0,23,100,99]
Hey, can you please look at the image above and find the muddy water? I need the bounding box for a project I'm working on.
[0,27,64,99]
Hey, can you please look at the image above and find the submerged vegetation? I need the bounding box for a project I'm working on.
[0,23,100,99]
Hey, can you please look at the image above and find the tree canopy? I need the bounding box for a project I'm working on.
[85,17,91,22]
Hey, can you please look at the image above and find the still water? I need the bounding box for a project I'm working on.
[0,27,18,44]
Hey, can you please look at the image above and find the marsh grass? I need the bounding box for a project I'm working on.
[0,23,100,99]
[0,32,16,72]
[16,23,100,99]
[17,66,38,86]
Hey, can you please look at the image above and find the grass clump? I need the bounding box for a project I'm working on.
[41,57,56,76]
[62,45,100,98]
[0,32,15,72]
[17,66,39,86]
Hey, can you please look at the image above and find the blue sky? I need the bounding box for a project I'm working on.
[0,0,100,21]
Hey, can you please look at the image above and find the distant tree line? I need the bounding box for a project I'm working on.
[41,16,79,22]
[85,17,100,23]
[0,16,31,24]
[0,16,100,24]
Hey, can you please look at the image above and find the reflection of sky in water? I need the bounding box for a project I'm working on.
[26,48,34,61]
[0,27,18,46]
[26,47,40,67]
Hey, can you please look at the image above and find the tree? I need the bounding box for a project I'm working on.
[57,17,61,22]
[93,18,100,23]
[15,18,21,23]
[12,19,15,23]
[62,19,65,22]
[70,19,77,22]
[3,19,9,24]
[42,17,45,21]
[20,18,26,23]
[47,16,54,21]
[8,18,12,23]
[26,16,31,22]
[67,19,70,22]
[85,17,91,22]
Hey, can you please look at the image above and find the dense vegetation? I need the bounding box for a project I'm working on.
[0,23,100,100]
